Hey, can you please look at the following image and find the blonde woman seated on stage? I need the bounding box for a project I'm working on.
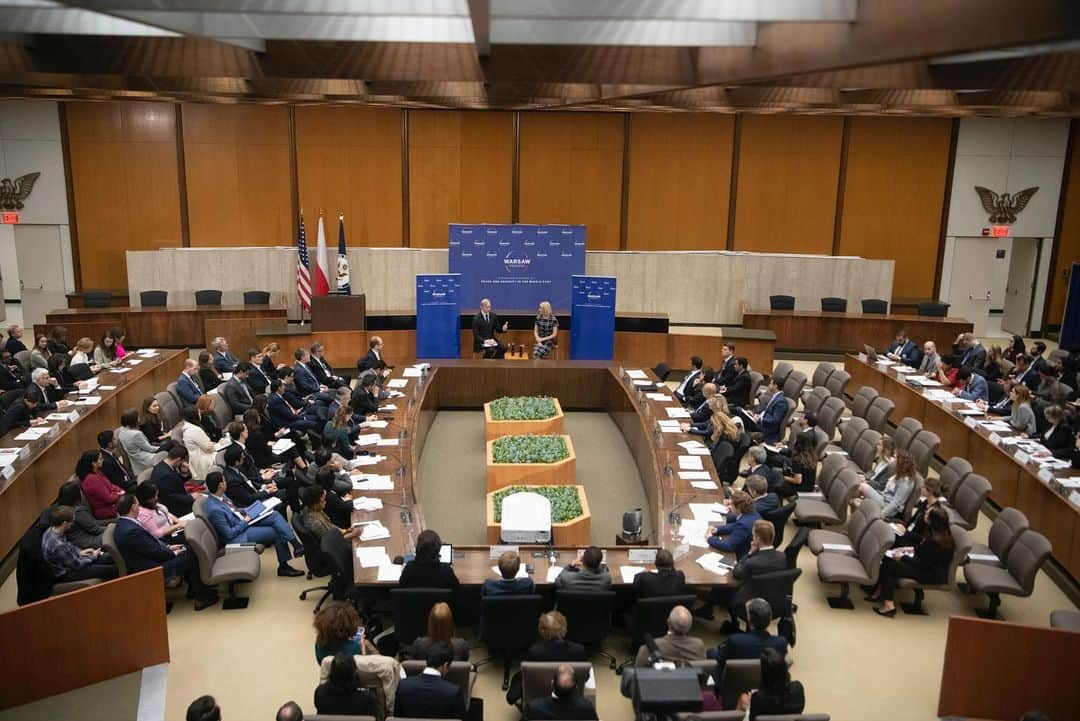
[532,301,559,359]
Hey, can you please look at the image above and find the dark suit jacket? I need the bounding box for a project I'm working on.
[481,576,536,596]
[0,400,31,436]
[212,351,239,374]
[357,349,383,373]
[100,450,135,490]
[1040,423,1075,458]
[727,493,779,523]
[150,461,193,516]
[632,567,688,599]
[708,511,761,558]
[746,464,784,493]
[293,361,322,396]
[472,311,504,352]
[268,393,305,429]
[395,673,466,720]
[25,382,61,413]
[246,364,271,395]
[723,371,751,409]
[525,639,588,663]
[113,517,176,574]
[224,466,270,508]
[400,558,460,591]
[222,377,252,415]
[524,695,598,721]
[716,629,788,662]
[716,356,737,387]
[731,548,788,609]
[350,388,380,415]
[4,337,27,356]
[689,398,712,424]
[313,682,377,717]
[175,372,204,407]
[0,363,24,391]
[758,392,789,444]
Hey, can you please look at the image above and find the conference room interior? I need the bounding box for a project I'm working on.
[1,3,1079,721]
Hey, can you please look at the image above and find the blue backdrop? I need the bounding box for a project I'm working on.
[416,274,462,359]
[448,224,586,312]
[570,275,617,360]
[1061,261,1080,351]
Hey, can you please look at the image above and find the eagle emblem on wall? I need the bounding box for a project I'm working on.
[0,172,41,210]
[974,185,1039,224]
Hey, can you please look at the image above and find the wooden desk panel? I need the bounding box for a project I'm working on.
[42,305,287,348]
[0,569,169,710]
[0,349,187,555]
[744,310,972,355]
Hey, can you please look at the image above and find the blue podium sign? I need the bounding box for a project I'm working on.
[570,275,616,360]
[416,274,462,359]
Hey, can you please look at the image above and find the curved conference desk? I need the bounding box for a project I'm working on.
[350,360,736,588]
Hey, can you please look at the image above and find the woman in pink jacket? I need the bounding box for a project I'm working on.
[77,449,124,520]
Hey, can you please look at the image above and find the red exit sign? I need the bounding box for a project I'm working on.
[991,225,1010,237]
[0,212,19,224]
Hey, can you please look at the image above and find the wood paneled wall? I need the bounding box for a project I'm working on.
[839,117,953,299]
[519,113,624,251]
[408,110,513,248]
[182,104,292,247]
[66,102,182,290]
[733,115,843,254]
[295,106,402,246]
[1048,124,1079,327]
[626,114,734,250]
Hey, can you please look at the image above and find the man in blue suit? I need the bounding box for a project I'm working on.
[202,471,305,577]
[738,376,788,443]
[113,494,218,609]
[292,348,325,398]
[708,490,760,559]
[267,379,322,435]
[954,368,989,403]
[394,643,467,719]
[708,597,788,664]
[886,329,922,367]
[211,336,239,374]
[175,359,204,407]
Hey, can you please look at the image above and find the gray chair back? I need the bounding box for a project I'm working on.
[721,658,761,708]
[748,371,765,399]
[192,495,220,546]
[908,430,940,476]
[943,525,974,590]
[164,382,184,411]
[827,469,861,523]
[939,457,973,503]
[1004,530,1052,597]
[102,523,127,576]
[891,417,923,451]
[824,370,850,399]
[849,386,878,419]
[810,363,834,389]
[154,391,181,430]
[136,467,154,484]
[782,371,807,403]
[13,350,30,374]
[951,474,991,530]
[865,397,894,433]
[309,716,376,721]
[802,386,831,416]
[520,661,593,710]
[772,362,794,384]
[211,392,233,429]
[817,397,847,439]
[676,711,745,721]
[850,429,882,472]
[184,517,220,586]
[846,498,882,547]
[987,507,1029,561]
[810,426,830,460]
[839,416,869,454]
[858,520,898,585]
[816,452,850,497]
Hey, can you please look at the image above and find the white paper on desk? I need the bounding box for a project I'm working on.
[364,420,388,430]
[657,419,681,427]
[1013,450,1031,464]
[695,553,731,576]
[679,471,712,481]
[110,367,131,374]
[353,477,394,491]
[349,455,382,467]
[1058,477,1080,489]
[271,439,295,454]
[98,385,117,391]
[354,433,381,446]
[490,565,529,579]
[75,397,101,406]
[403,368,422,377]
[678,440,705,449]
[353,497,384,511]
[678,455,704,470]
[875,358,895,366]
[688,447,711,456]
[15,427,51,441]
[688,502,727,522]
[964,417,978,429]
[665,407,690,419]
[376,438,399,446]
[822,543,853,552]
[356,547,390,568]
[646,393,671,401]
[376,563,403,582]
[660,426,682,433]
[691,480,719,490]
[359,523,391,542]
[957,409,983,416]
[632,380,652,387]
[387,379,408,388]
[546,566,563,583]
[126,358,144,366]
[45,412,72,421]
[626,369,648,379]
[378,404,397,412]
[620,566,647,584]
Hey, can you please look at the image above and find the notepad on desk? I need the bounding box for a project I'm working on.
[354,434,382,447]
[695,552,731,576]
[690,480,719,490]
[678,455,704,471]
[356,547,391,568]
[245,497,282,525]
[387,379,408,388]
[646,393,671,401]
[402,368,422,378]
[349,455,382,467]
[626,369,648,380]
[366,420,389,429]
[353,476,394,491]
[665,407,690,419]
[358,522,391,542]
[679,471,712,481]
[271,438,295,454]
[353,497,384,511]
[376,563,403,582]
[376,438,399,446]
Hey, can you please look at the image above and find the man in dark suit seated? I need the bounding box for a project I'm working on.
[98,429,135,491]
[506,610,588,707]
[308,342,350,389]
[523,664,599,721]
[113,494,218,609]
[725,475,779,523]
[632,548,688,599]
[350,374,381,417]
[222,444,286,511]
[175,359,205,408]
[720,357,751,409]
[885,329,922,367]
[151,445,197,516]
[633,605,706,666]
[221,363,254,416]
[707,490,759,559]
[245,348,273,395]
[211,336,240,374]
[672,356,703,404]
[738,376,789,444]
[394,643,467,720]
[741,446,784,494]
[688,383,718,424]
[292,347,325,398]
[723,520,788,629]
[0,390,36,436]
[0,349,27,391]
[26,367,72,414]
[473,298,508,359]
[708,597,788,663]
[482,549,536,596]
[716,342,738,388]
[683,367,715,411]
[554,545,612,591]
[268,379,322,435]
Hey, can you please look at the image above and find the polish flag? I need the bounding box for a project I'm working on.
[313,214,331,297]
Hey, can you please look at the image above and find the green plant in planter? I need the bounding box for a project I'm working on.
[491,434,569,464]
[492,485,583,523]
[488,396,558,421]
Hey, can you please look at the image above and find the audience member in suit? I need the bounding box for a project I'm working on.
[196,351,223,393]
[313,466,353,529]
[4,323,27,356]
[268,378,322,435]
[0,350,26,391]
[222,444,285,510]
[523,664,599,721]
[632,548,688,598]
[709,597,788,665]
[150,445,197,516]
[1003,353,1041,394]
[113,494,218,609]
[954,368,989,402]
[244,348,273,395]
[917,341,941,376]
[716,342,738,388]
[45,480,106,549]
[709,490,760,558]
[1039,405,1075,458]
[97,429,136,491]
[313,652,379,717]
[1034,363,1073,407]
[954,332,987,370]
[683,367,715,411]
[720,357,752,409]
[309,342,350,389]
[118,409,160,476]
[688,382,718,424]
[394,643,467,720]
[892,475,944,549]
[400,529,460,591]
[203,471,304,576]
[40,505,118,583]
[210,337,239,374]
[673,356,703,404]
[356,336,388,374]
[0,391,35,436]
[26,367,71,414]
[277,367,322,413]
[726,475,779,523]
[222,364,255,417]
[727,521,788,624]
[861,435,897,492]
[411,601,470,662]
[482,550,536,596]
[740,648,805,720]
[292,347,325,397]
[78,449,124,520]
[555,545,612,591]
[175,359,205,408]
[742,446,784,494]
[886,330,922,367]
[350,373,382,417]
[869,506,954,617]
[634,605,706,666]
[472,298,508,359]
[505,611,588,706]
[739,376,788,443]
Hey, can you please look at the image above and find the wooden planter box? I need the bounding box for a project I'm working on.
[483,398,564,441]
[486,485,591,546]
[486,434,576,492]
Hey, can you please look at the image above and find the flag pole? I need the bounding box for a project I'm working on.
[299,208,306,326]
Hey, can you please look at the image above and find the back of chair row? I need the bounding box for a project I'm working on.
[137,289,272,307]
[768,294,889,315]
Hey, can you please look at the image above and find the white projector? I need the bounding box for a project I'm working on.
[500,492,552,544]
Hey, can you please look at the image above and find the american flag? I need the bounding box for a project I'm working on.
[296,214,312,312]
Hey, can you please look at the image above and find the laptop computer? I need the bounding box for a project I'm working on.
[863,345,877,362]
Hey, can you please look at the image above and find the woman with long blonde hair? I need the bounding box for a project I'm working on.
[532,301,559,359]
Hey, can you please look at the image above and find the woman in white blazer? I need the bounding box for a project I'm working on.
[180,404,216,480]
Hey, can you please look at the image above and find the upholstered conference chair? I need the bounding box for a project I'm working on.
[83,290,112,308]
[861,298,888,314]
[194,289,222,306]
[820,297,847,312]
[140,290,167,307]
[769,294,795,311]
